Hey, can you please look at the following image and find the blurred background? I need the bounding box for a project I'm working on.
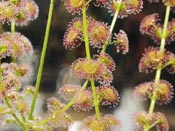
[6,1,175,131]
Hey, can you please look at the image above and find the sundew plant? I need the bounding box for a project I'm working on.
[135,1,175,131]
[0,0,174,131]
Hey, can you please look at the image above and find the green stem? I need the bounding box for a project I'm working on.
[148,68,161,114]
[102,0,123,52]
[144,5,171,131]
[4,97,24,127]
[144,126,150,131]
[149,120,161,129]
[20,112,26,122]
[162,60,175,69]
[81,6,100,119]
[90,79,100,119]
[11,21,16,62]
[28,0,55,120]
[109,0,122,34]
[82,5,100,119]
[11,21,15,33]
[82,6,91,59]
[160,6,171,51]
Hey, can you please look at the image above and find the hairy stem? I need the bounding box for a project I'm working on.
[28,0,55,120]
[144,5,171,131]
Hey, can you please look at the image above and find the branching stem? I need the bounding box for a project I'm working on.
[102,0,123,52]
[144,5,171,131]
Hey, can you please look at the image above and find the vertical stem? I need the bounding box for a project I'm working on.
[109,0,123,34]
[82,5,100,119]
[11,21,15,33]
[11,21,16,62]
[28,0,55,120]
[160,6,171,51]
[144,5,171,131]
[82,6,91,59]
[90,79,100,119]
[144,126,150,131]
[148,68,161,114]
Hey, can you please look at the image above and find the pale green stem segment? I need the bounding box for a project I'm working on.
[11,21,15,33]
[144,5,171,131]
[109,0,123,34]
[4,97,24,127]
[90,79,100,119]
[160,6,171,52]
[102,0,123,52]
[11,21,16,62]
[82,6,91,59]
[20,112,26,122]
[28,0,55,120]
